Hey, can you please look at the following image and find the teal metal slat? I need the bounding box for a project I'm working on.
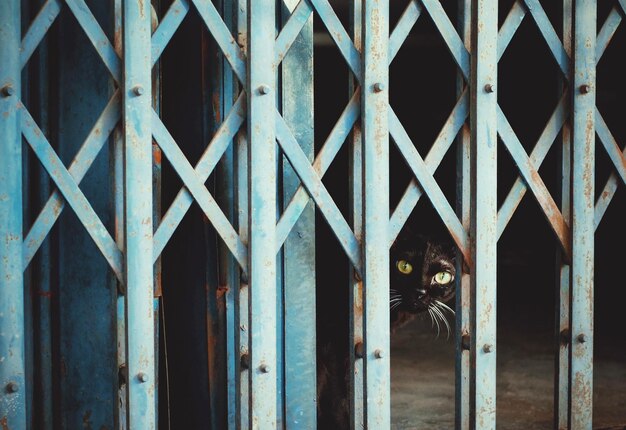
[0,1,26,428]
[470,0,498,427]
[123,0,156,427]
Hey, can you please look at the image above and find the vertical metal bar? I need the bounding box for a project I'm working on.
[236,1,249,427]
[455,0,471,428]
[123,0,155,427]
[470,0,498,427]
[361,0,389,427]
[280,1,316,427]
[349,0,364,427]
[0,1,25,428]
[555,0,572,428]
[569,0,595,427]
[247,0,277,427]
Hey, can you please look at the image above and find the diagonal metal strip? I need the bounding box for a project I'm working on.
[275,0,313,65]
[275,110,362,273]
[524,0,569,78]
[421,0,470,81]
[152,95,246,264]
[594,108,626,229]
[596,108,626,187]
[620,0,626,14]
[192,0,246,84]
[497,93,569,238]
[596,7,622,64]
[497,106,571,259]
[65,0,121,84]
[276,89,360,248]
[388,88,469,245]
[20,0,62,68]
[23,90,121,269]
[308,0,361,82]
[152,0,191,67]
[388,106,471,267]
[389,0,422,64]
[498,0,527,61]
[21,107,123,281]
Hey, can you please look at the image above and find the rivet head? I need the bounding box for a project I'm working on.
[1,85,15,97]
[133,85,144,96]
[259,364,270,373]
[577,333,587,343]
[374,349,384,359]
[484,83,496,93]
[483,344,493,353]
[6,382,19,393]
[240,353,250,370]
[579,84,591,94]
[258,85,271,95]
[354,342,364,359]
[373,82,385,93]
[461,334,471,351]
[137,372,148,383]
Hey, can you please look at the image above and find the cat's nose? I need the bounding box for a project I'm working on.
[416,289,427,298]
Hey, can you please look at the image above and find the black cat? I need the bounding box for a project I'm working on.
[317,231,457,429]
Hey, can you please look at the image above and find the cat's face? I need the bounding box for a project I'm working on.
[390,233,456,316]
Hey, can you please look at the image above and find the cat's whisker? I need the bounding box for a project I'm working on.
[427,308,435,329]
[432,305,449,338]
[435,300,455,316]
[429,306,441,338]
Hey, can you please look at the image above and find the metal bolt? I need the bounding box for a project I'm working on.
[374,349,384,359]
[577,333,587,343]
[6,382,19,393]
[258,84,271,95]
[260,364,270,374]
[354,342,364,359]
[483,344,493,353]
[137,372,149,383]
[133,85,144,96]
[461,334,471,351]
[240,353,250,370]
[373,82,385,93]
[580,84,591,94]
[1,85,15,97]
[484,83,496,93]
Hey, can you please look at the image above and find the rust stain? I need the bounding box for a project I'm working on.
[82,410,93,429]
[37,290,53,299]
[0,416,8,430]
[152,147,161,164]
[217,285,229,298]
[212,93,222,124]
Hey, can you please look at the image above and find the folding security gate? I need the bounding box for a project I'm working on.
[1,0,624,428]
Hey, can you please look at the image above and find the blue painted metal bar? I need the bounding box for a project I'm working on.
[596,7,622,64]
[276,91,360,248]
[421,0,470,81]
[193,0,247,84]
[247,0,277,426]
[65,0,121,84]
[524,0,569,78]
[151,0,191,67]
[152,95,245,262]
[0,1,25,428]
[388,0,422,64]
[596,109,626,187]
[455,1,471,427]
[497,107,571,258]
[470,0,498,426]
[388,89,469,246]
[388,108,471,264]
[275,0,313,65]
[151,113,248,270]
[23,92,121,269]
[555,3,571,425]
[497,94,569,239]
[280,1,316,425]
[498,1,526,61]
[569,0,595,427]
[361,0,389,426]
[20,0,62,69]
[275,114,362,272]
[22,109,124,281]
[348,1,364,426]
[309,0,362,82]
[123,0,155,426]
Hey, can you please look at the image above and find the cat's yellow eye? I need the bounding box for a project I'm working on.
[396,260,413,275]
[433,271,453,285]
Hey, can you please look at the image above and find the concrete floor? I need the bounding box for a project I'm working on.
[390,316,626,430]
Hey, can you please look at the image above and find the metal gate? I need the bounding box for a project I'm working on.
[1,0,624,428]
